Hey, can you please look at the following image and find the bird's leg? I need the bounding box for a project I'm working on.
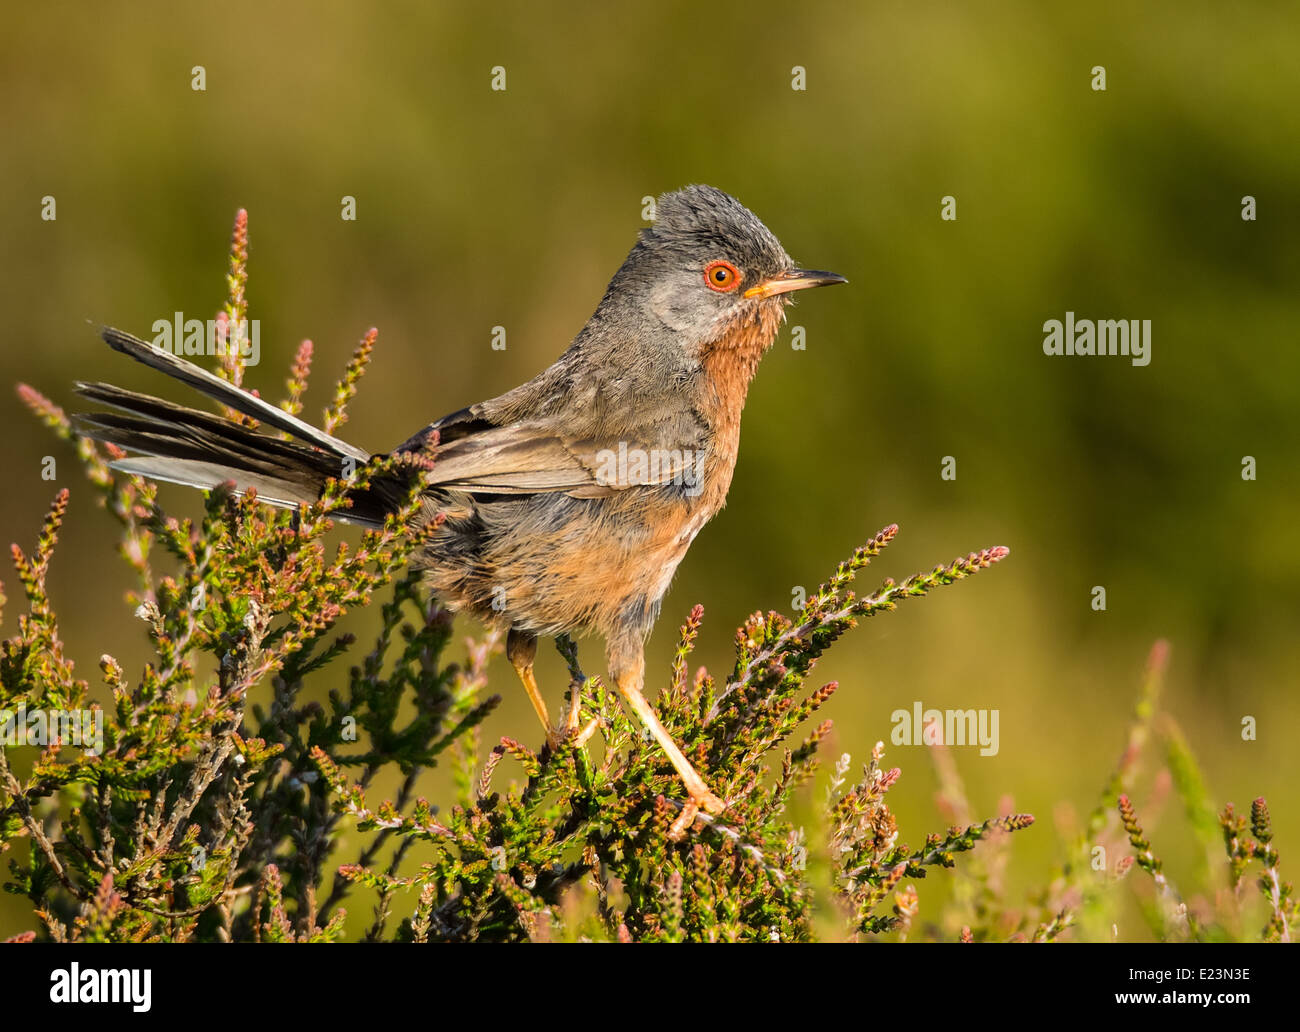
[608,640,725,817]
[507,628,563,750]
[563,687,583,737]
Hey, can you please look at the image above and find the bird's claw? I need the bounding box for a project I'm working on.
[667,789,727,841]
[544,715,598,753]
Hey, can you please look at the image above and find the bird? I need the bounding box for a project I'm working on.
[72,184,846,819]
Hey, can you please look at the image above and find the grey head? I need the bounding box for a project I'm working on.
[588,184,846,350]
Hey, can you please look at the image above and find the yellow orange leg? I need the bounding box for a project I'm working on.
[507,629,562,750]
[563,679,583,736]
[611,649,724,817]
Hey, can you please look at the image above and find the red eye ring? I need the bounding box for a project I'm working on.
[703,259,742,293]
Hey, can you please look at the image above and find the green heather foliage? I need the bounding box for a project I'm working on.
[1,215,1293,943]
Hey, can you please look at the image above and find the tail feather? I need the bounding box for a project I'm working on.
[99,327,370,462]
[74,383,342,475]
[106,455,324,511]
[72,327,401,528]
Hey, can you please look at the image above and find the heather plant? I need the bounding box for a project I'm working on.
[1,214,1292,943]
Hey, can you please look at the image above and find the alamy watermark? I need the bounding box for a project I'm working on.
[1,701,104,756]
[49,963,151,1012]
[150,312,260,366]
[891,701,999,757]
[592,442,704,497]
[1043,312,1150,366]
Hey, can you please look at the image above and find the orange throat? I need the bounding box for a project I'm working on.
[700,300,786,432]
[694,300,786,510]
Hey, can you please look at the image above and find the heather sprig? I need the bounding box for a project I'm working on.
[217,208,251,404]
[1245,798,1294,942]
[322,328,377,436]
[280,338,314,421]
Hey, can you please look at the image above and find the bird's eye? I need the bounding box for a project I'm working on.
[703,259,742,293]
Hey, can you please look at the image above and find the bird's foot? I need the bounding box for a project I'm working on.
[544,715,599,753]
[667,786,726,841]
[544,726,568,752]
[668,802,699,842]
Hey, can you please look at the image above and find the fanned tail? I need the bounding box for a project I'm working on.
[72,328,401,527]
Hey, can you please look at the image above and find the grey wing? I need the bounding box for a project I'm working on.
[394,407,704,498]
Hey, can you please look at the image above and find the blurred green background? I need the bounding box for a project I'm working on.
[2,1,1297,938]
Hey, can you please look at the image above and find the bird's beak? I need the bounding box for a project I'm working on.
[744,267,848,300]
